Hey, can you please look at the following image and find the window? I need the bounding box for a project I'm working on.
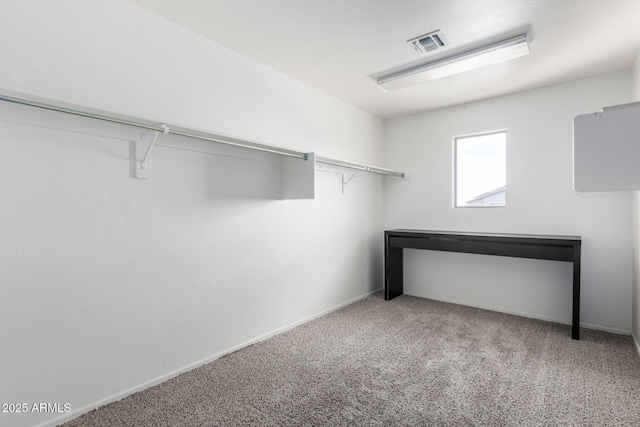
[454,131,506,207]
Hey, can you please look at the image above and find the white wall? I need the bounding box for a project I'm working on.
[383,71,633,334]
[631,52,640,351]
[0,2,384,427]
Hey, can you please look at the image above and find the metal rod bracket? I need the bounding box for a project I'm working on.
[341,170,359,194]
[135,124,169,179]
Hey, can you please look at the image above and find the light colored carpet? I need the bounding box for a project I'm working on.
[63,293,640,426]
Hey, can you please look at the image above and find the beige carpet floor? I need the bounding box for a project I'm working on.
[63,293,640,426]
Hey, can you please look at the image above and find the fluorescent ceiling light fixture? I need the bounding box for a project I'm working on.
[377,33,529,91]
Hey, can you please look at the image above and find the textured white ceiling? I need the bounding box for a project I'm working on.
[129,0,640,118]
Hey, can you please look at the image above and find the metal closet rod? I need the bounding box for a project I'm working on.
[315,155,405,178]
[0,92,405,178]
[0,93,306,159]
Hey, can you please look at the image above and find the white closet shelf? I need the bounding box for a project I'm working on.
[0,91,407,198]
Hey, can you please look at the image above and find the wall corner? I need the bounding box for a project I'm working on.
[631,51,640,344]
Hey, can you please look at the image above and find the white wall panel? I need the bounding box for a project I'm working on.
[383,71,633,334]
[630,52,640,349]
[0,2,383,426]
[574,102,640,191]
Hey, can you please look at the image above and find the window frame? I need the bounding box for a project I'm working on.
[453,129,508,208]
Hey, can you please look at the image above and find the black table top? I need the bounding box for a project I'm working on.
[386,229,581,243]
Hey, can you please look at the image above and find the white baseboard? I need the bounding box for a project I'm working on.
[405,293,631,335]
[36,289,381,427]
[579,321,631,336]
[633,333,640,358]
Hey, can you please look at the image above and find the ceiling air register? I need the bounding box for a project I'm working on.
[408,30,449,53]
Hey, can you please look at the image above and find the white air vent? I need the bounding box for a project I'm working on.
[408,30,448,53]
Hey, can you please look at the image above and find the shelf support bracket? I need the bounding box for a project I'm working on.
[135,124,169,179]
[341,170,359,194]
